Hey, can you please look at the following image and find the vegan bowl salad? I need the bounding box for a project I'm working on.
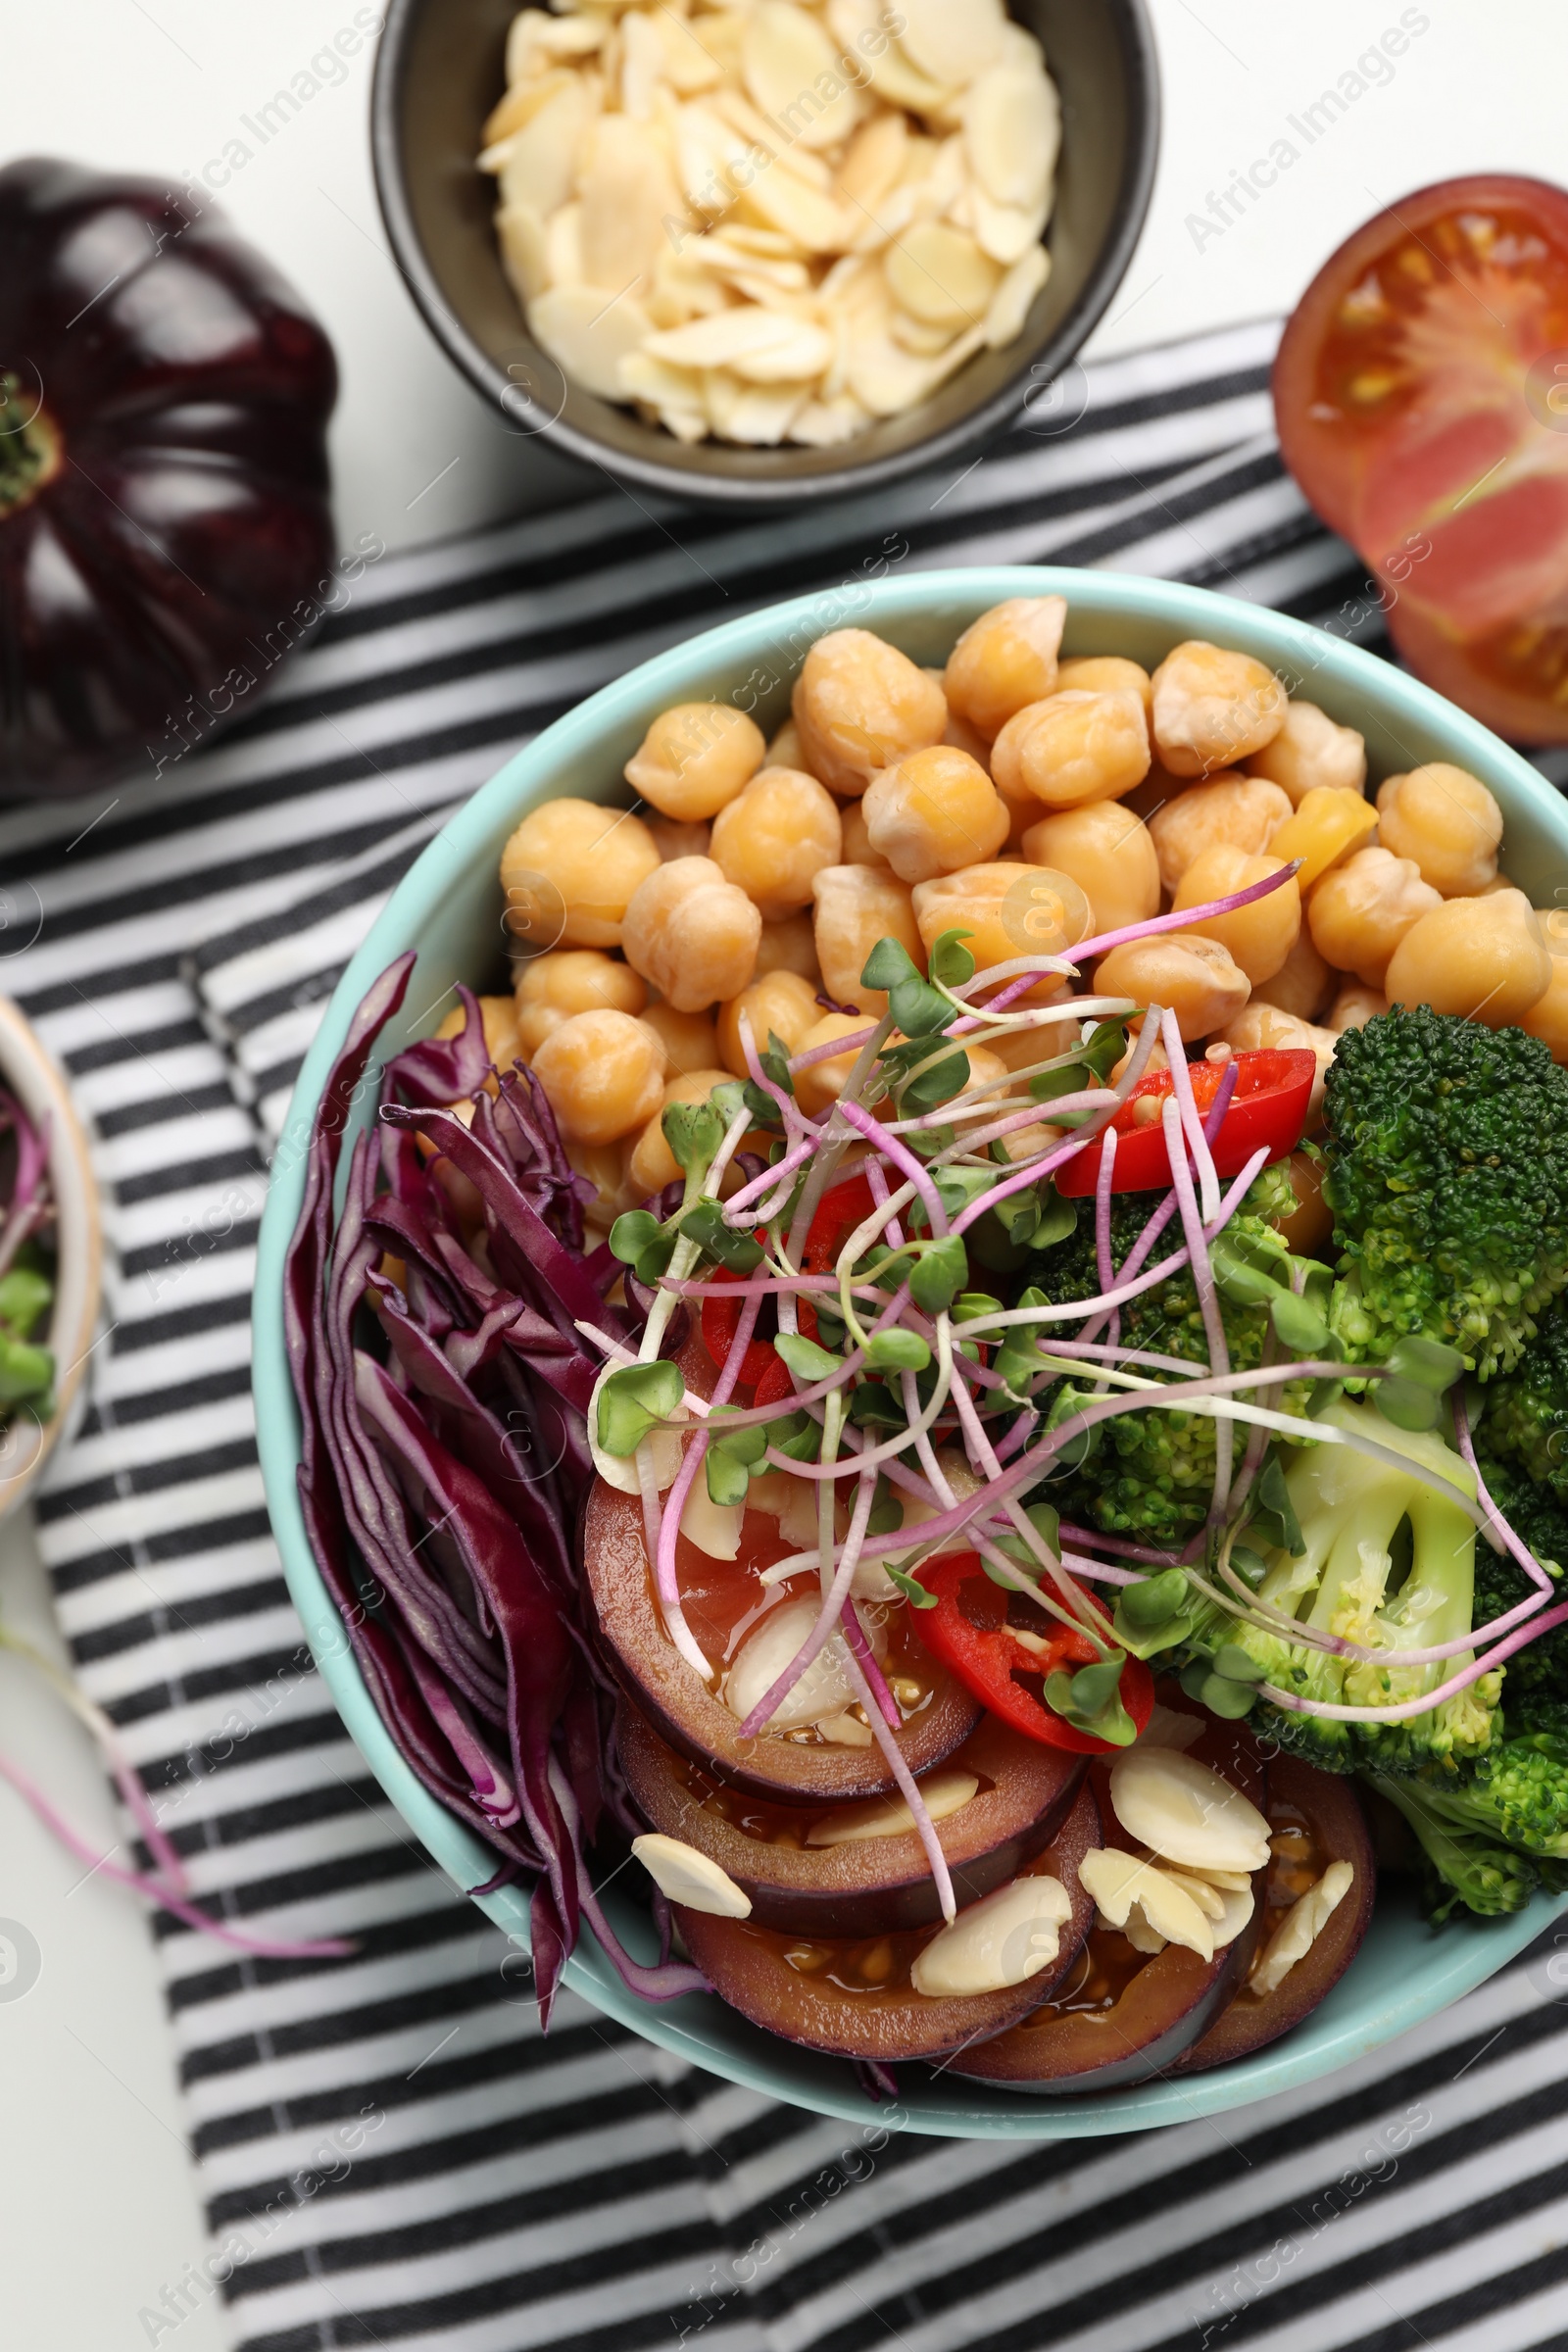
[285,593,1568,2090]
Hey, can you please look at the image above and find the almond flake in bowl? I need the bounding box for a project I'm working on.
[479,0,1058,449]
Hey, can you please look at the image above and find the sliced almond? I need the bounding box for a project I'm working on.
[545,199,585,290]
[1138,1702,1205,1755]
[686,237,811,290]
[660,403,711,443]
[806,1767,980,1847]
[633,1834,752,1918]
[655,9,725,95]
[1209,1884,1256,1949]
[620,8,666,118]
[1250,1861,1354,1996]
[910,1875,1072,1996]
[1157,1867,1229,1923]
[984,242,1049,347]
[1108,1747,1273,1876]
[678,1479,742,1561]
[497,201,551,304]
[510,9,605,79]
[496,73,594,216]
[892,308,956,355]
[579,116,680,293]
[815,1709,875,1746]
[711,376,812,444]
[743,0,863,151]
[528,284,654,401]
[965,62,1060,214]
[885,220,1001,328]
[674,102,739,214]
[835,111,908,212]
[791,392,873,445]
[620,349,707,410]
[736,163,849,255]
[1079,1848,1214,1963]
[646,303,801,368]
[897,0,1006,89]
[731,318,834,381]
[971,186,1049,267]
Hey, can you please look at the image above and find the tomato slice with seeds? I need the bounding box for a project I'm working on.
[1054,1049,1314,1199]
[911,1553,1154,1754]
[1274,174,1568,740]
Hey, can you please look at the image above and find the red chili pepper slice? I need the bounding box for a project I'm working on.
[910,1552,1154,1754]
[700,1269,777,1387]
[1055,1049,1316,1199]
[752,1349,796,1411]
[701,1176,880,1384]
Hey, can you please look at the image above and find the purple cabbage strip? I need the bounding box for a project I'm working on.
[0,1088,52,1280]
[283,962,691,2025]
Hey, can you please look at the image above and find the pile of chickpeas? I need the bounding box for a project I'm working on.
[466,599,1568,1239]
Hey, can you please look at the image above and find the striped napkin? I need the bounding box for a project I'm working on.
[11,317,1568,2352]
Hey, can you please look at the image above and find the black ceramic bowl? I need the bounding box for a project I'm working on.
[371,0,1159,506]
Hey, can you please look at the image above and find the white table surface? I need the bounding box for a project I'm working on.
[3,3,1566,2341]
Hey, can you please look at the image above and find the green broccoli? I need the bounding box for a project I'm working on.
[1477,1295,1568,1504]
[1177,1401,1502,1773]
[1470,1452,1568,1732]
[1368,1773,1551,1918]
[1322,1006,1568,1380]
[1027,1170,1309,1547]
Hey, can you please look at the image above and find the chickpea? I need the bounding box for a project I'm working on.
[1541,906,1568,959]
[1055,655,1153,716]
[717,969,823,1077]
[530,1008,666,1146]
[811,864,922,1014]
[1215,1004,1335,1120]
[1307,847,1441,989]
[861,745,1009,883]
[640,1000,719,1076]
[1325,979,1390,1033]
[621,856,761,1012]
[501,798,660,950]
[710,766,843,917]
[792,629,948,798]
[566,1136,631,1236]
[1521,959,1568,1064]
[952,1044,1011,1106]
[1151,640,1288,777]
[795,1011,875,1117]
[1376,763,1503,898]
[1384,889,1551,1028]
[752,910,821,986]
[840,799,891,867]
[1267,785,1379,895]
[1253,927,1333,1023]
[623,701,765,821]
[766,714,806,769]
[1019,802,1159,940]
[434,996,522,1090]
[1246,699,1367,807]
[1147,775,1293,899]
[514,950,647,1055]
[1095,932,1251,1043]
[990,688,1151,812]
[980,1018,1081,1078]
[942,596,1067,743]
[1174,847,1299,985]
[628,1067,735,1196]
[645,814,711,862]
[911,862,1087,1004]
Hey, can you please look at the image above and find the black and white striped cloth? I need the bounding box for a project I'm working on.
[14,317,1568,2352]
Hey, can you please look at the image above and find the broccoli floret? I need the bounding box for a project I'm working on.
[1029,1180,1306,1546]
[1478,1295,1568,1503]
[1182,1401,1502,1771]
[1369,1773,1548,1918]
[1322,1006,1568,1380]
[1471,1453,1568,1730]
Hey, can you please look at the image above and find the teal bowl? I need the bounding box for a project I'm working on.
[254,565,1568,2139]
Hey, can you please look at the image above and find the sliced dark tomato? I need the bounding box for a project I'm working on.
[1055,1049,1314,1199]
[1274,174,1568,740]
[910,1552,1154,1754]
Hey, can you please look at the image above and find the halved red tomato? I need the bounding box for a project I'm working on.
[1275,174,1568,740]
[1055,1049,1314,1199]
[911,1552,1154,1754]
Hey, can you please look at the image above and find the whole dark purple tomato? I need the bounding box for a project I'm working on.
[0,157,337,799]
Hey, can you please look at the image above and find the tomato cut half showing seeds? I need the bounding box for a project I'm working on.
[911,1552,1154,1754]
[1054,1048,1315,1199]
[1274,174,1568,741]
